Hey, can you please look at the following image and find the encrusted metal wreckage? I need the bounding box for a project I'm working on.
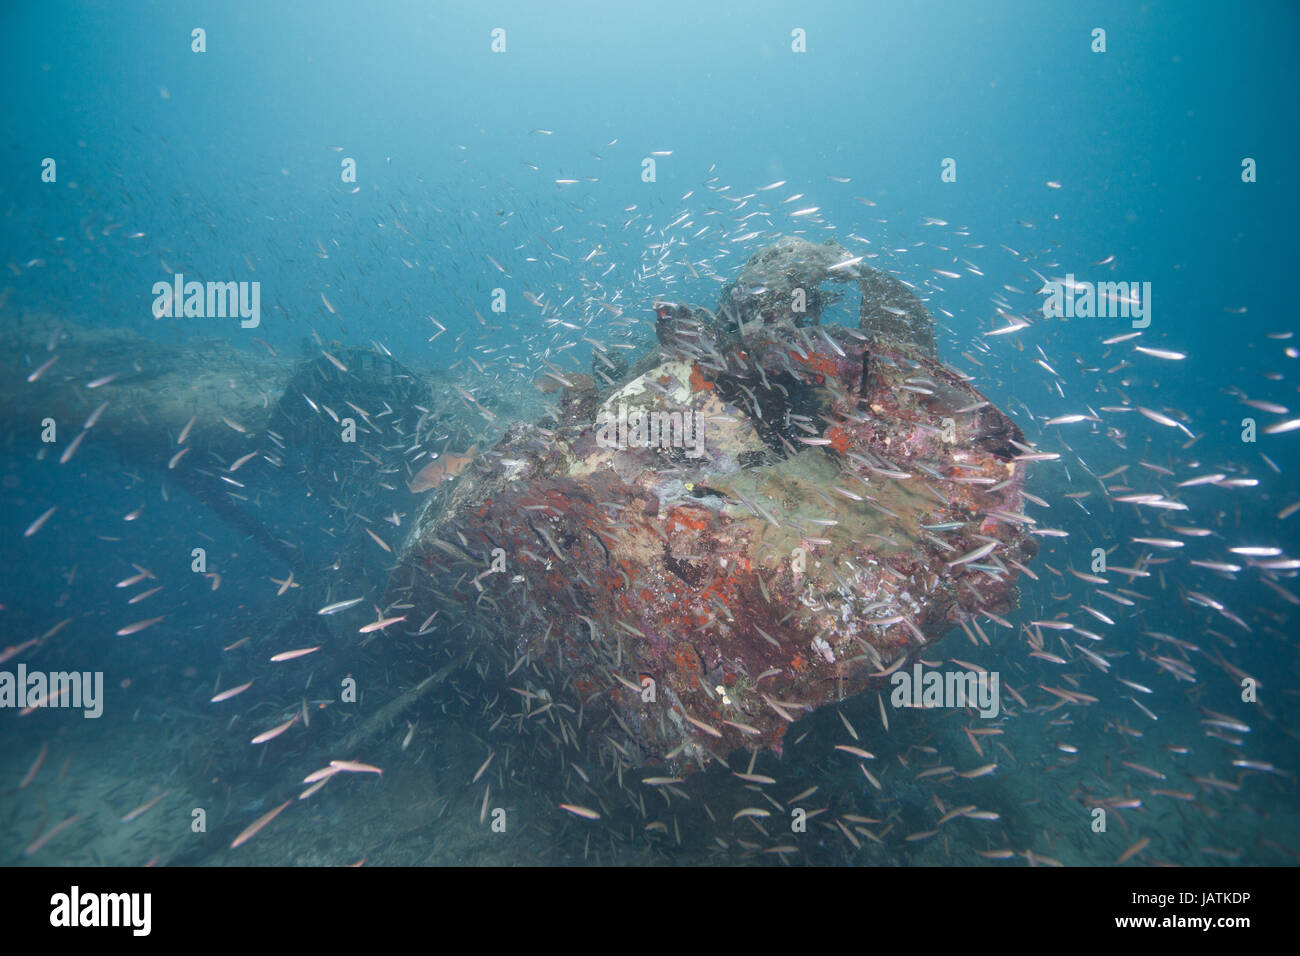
[388,237,1037,771]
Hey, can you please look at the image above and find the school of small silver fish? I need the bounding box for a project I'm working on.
[2,122,1296,869]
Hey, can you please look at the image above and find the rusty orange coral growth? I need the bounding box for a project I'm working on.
[789,350,837,378]
[667,507,710,532]
[689,363,714,392]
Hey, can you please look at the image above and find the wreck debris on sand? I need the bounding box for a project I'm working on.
[388,237,1037,771]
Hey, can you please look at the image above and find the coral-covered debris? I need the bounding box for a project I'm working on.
[388,238,1036,771]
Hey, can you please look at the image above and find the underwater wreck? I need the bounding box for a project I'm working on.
[0,316,504,575]
[387,237,1038,770]
[2,236,1038,783]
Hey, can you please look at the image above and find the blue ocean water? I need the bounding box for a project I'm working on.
[0,1,1296,867]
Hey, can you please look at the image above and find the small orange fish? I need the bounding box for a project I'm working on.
[329,759,383,776]
[24,813,82,856]
[251,713,299,744]
[230,800,292,849]
[121,789,171,823]
[408,445,478,493]
[1117,836,1151,864]
[19,741,47,789]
